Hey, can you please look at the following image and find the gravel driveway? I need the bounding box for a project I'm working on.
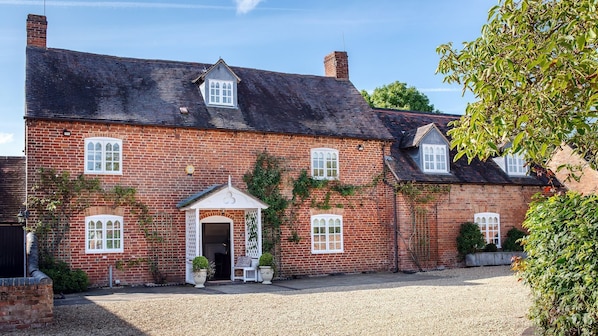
[9,266,534,335]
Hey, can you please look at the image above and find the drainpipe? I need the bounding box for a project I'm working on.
[381,143,400,273]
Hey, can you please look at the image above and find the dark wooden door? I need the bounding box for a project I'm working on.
[0,226,25,278]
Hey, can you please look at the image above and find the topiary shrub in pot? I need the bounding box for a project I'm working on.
[258,252,275,285]
[456,221,485,260]
[483,243,498,252]
[192,256,210,288]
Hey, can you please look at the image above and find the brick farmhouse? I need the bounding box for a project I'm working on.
[23,14,553,286]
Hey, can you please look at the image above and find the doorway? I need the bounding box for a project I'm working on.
[201,223,231,280]
[0,225,25,277]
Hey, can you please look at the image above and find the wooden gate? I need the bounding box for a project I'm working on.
[0,225,25,277]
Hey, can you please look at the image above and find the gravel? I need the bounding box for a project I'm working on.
[9,266,534,336]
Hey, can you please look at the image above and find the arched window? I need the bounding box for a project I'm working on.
[311,214,343,253]
[474,212,501,247]
[85,137,122,174]
[85,215,124,253]
[311,148,339,180]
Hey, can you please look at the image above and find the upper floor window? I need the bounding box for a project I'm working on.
[85,138,122,174]
[311,148,339,180]
[506,153,527,176]
[311,214,343,253]
[209,80,233,106]
[475,212,501,247]
[422,144,448,173]
[86,215,124,253]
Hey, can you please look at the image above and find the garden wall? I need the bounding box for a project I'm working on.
[0,276,53,332]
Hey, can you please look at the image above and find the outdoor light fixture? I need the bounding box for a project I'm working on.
[62,129,71,136]
[185,165,195,176]
[16,209,29,224]
[357,144,364,151]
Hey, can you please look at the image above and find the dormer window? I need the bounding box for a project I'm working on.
[193,58,240,109]
[209,80,233,106]
[506,153,527,176]
[422,144,448,173]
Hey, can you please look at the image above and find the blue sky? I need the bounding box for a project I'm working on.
[0,0,494,156]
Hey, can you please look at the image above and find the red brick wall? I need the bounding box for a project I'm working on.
[0,279,53,332]
[395,183,541,271]
[26,119,393,285]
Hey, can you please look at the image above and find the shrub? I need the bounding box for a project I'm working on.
[40,258,89,294]
[502,227,527,252]
[483,243,498,252]
[258,252,275,268]
[192,256,209,272]
[518,192,598,334]
[456,222,485,259]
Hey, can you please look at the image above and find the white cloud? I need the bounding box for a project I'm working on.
[0,133,14,145]
[235,0,263,14]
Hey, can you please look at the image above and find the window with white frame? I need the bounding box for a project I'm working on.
[85,215,124,253]
[506,153,527,176]
[311,214,343,253]
[85,138,122,174]
[422,144,448,173]
[475,212,501,247]
[311,148,339,180]
[209,80,233,106]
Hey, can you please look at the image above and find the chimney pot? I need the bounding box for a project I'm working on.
[26,14,47,48]
[324,51,349,80]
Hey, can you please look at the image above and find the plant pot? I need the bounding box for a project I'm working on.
[193,269,208,288]
[259,266,274,285]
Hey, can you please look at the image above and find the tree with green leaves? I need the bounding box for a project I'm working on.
[361,81,439,112]
[437,1,598,334]
[437,0,598,172]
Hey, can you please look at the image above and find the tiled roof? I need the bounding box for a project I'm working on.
[376,109,550,186]
[0,157,26,223]
[25,47,393,141]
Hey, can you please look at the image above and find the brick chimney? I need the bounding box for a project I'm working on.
[324,51,349,80]
[26,14,47,48]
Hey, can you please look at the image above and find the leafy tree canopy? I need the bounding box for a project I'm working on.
[437,0,598,172]
[361,81,439,112]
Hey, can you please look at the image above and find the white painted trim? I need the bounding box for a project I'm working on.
[200,215,234,280]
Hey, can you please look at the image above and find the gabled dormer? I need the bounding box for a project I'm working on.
[400,123,450,174]
[193,58,241,108]
[492,144,528,177]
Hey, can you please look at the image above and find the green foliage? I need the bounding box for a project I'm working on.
[483,243,498,252]
[502,227,527,252]
[360,81,439,112]
[292,170,328,202]
[40,257,89,294]
[518,192,598,334]
[258,252,275,268]
[243,151,289,253]
[192,256,209,272]
[437,0,598,174]
[456,222,485,258]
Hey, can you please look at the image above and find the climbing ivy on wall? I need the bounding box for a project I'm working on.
[27,168,164,283]
[391,181,450,271]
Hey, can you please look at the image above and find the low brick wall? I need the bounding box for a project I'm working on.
[0,276,53,332]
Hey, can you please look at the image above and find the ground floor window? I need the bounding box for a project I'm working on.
[311,214,343,253]
[86,215,124,253]
[474,212,500,247]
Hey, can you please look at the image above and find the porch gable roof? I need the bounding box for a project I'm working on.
[177,184,268,211]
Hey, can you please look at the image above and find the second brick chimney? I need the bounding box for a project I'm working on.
[26,14,47,48]
[324,51,349,80]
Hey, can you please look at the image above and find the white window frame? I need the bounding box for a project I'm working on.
[84,137,122,175]
[422,144,448,173]
[474,212,501,248]
[208,80,234,106]
[311,148,339,180]
[311,214,343,254]
[506,153,527,176]
[85,215,124,254]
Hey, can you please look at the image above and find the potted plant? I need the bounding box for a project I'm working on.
[192,256,210,288]
[258,252,275,285]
